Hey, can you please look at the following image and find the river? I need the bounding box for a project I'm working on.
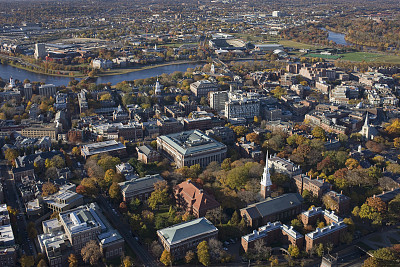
[0,62,200,86]
[320,27,350,46]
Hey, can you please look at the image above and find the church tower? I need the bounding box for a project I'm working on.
[261,151,273,199]
[360,112,371,140]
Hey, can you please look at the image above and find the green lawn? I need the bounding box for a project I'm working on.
[340,52,400,64]
[306,53,341,59]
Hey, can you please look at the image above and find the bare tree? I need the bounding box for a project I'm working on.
[151,240,163,258]
[81,240,102,266]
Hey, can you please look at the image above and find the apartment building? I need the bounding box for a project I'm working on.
[190,80,219,97]
[39,84,57,98]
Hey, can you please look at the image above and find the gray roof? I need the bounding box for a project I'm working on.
[157,130,226,156]
[119,174,164,195]
[137,144,153,156]
[241,193,303,219]
[157,217,218,246]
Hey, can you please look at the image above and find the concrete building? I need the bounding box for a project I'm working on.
[92,58,113,69]
[39,84,57,98]
[240,193,303,227]
[39,203,124,266]
[34,43,46,59]
[174,180,220,217]
[81,140,126,159]
[21,124,58,139]
[157,218,218,259]
[225,97,260,120]
[157,130,227,168]
[0,204,16,267]
[119,174,165,202]
[190,80,219,98]
[209,91,228,111]
[22,83,33,100]
[205,127,235,144]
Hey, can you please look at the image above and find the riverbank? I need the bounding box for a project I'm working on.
[1,58,205,79]
[94,60,205,78]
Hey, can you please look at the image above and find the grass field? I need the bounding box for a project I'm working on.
[340,52,400,64]
[306,53,341,59]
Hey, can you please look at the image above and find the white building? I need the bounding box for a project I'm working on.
[209,91,228,111]
[92,58,113,69]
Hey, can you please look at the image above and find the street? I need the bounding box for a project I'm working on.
[1,160,37,257]
[97,195,158,267]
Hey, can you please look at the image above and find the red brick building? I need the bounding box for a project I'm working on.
[174,180,220,218]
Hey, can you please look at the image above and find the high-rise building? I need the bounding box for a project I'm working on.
[39,84,57,98]
[34,43,46,59]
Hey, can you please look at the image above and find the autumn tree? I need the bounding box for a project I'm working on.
[185,250,195,264]
[81,240,102,265]
[385,119,400,136]
[288,245,300,258]
[20,255,35,267]
[148,181,169,210]
[5,148,18,166]
[109,182,121,201]
[160,249,173,266]
[42,182,59,196]
[68,254,78,267]
[312,126,326,140]
[122,256,134,267]
[197,240,210,266]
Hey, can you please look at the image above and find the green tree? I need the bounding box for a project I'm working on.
[312,126,326,140]
[97,155,121,171]
[160,249,173,266]
[197,240,211,266]
[290,219,303,232]
[271,86,287,99]
[228,211,240,226]
[232,126,248,137]
[316,243,324,257]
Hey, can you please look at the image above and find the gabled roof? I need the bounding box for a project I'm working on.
[157,217,218,246]
[175,180,220,212]
[241,193,303,219]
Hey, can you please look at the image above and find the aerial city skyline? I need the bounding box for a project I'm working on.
[0,0,400,266]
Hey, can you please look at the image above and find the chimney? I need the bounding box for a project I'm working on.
[340,190,343,194]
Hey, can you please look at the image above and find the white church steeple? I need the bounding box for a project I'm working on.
[261,151,273,198]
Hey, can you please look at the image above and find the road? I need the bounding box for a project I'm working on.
[96,195,158,267]
[1,161,37,256]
